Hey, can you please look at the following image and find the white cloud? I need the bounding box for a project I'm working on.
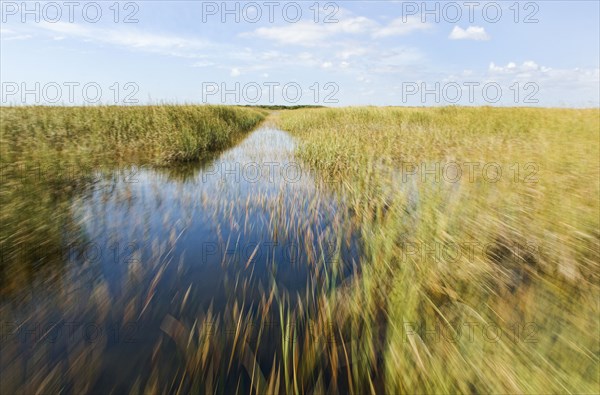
[191,61,214,68]
[370,47,425,73]
[240,17,375,47]
[372,17,431,38]
[2,34,32,41]
[321,62,333,69]
[242,15,429,46]
[522,61,539,70]
[486,61,600,86]
[36,22,212,58]
[489,61,541,74]
[453,61,600,106]
[230,68,241,77]
[336,47,369,60]
[449,26,490,41]
[0,27,32,41]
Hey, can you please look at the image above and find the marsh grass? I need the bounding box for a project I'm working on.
[1,105,598,394]
[1,105,267,165]
[276,106,600,393]
[0,118,360,394]
[0,105,266,294]
[105,107,600,393]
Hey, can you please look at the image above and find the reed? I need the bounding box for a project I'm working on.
[1,105,598,394]
[0,105,266,294]
[276,106,600,393]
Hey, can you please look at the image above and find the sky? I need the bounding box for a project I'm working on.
[1,1,599,107]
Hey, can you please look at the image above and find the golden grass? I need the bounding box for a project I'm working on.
[276,106,600,393]
[0,105,266,295]
[1,105,598,394]
[0,105,267,165]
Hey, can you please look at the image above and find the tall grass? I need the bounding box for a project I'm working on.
[277,106,600,393]
[0,105,266,294]
[2,105,598,393]
[1,105,267,165]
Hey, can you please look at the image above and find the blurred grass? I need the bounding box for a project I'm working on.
[276,106,600,393]
[1,105,267,165]
[1,105,599,393]
[0,105,266,295]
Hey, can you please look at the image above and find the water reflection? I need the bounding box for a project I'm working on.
[1,126,360,393]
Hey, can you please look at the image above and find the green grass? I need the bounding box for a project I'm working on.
[276,106,600,393]
[0,105,266,294]
[1,105,598,393]
[1,105,267,165]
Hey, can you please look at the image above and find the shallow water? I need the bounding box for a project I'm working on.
[1,125,360,393]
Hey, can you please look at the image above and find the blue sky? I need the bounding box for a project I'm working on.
[1,1,599,106]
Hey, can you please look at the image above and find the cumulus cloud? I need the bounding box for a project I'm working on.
[488,61,553,75]
[449,26,490,41]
